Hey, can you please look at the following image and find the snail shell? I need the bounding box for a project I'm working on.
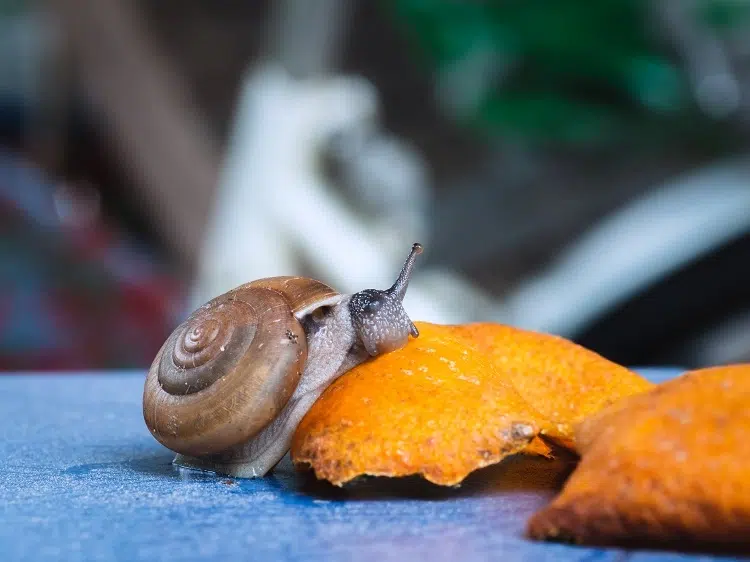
[142,276,341,458]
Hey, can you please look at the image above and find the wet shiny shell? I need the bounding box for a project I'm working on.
[142,277,340,457]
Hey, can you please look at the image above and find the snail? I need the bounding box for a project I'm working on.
[143,243,423,477]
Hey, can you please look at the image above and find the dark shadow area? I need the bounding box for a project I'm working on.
[576,231,750,368]
[282,451,579,502]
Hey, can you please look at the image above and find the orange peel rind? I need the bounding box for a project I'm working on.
[443,322,654,440]
[527,364,750,551]
[291,321,652,486]
[291,325,553,486]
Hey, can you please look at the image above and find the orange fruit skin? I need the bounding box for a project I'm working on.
[527,364,750,551]
[292,321,651,486]
[291,325,553,486]
[444,323,653,440]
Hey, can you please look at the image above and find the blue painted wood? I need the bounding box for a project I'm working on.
[0,369,745,562]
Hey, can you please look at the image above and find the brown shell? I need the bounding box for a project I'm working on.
[245,276,342,318]
[142,276,339,457]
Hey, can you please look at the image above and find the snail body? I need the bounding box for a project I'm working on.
[143,244,423,477]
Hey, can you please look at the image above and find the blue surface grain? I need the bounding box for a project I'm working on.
[0,369,745,562]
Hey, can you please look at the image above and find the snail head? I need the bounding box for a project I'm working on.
[348,243,423,356]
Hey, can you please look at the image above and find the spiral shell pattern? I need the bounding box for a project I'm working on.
[173,315,224,368]
[158,298,249,395]
[143,278,338,457]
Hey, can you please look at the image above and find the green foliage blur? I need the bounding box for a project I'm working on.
[387,0,750,146]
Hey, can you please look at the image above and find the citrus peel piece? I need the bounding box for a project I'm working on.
[527,364,750,551]
[442,322,654,441]
[291,321,652,486]
[291,325,553,486]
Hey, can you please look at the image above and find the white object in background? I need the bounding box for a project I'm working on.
[190,63,487,325]
[322,121,431,255]
[502,158,750,337]
[192,64,378,307]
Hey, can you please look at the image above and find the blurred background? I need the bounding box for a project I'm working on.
[2,0,750,372]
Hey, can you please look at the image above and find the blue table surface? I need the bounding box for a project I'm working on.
[1,368,746,562]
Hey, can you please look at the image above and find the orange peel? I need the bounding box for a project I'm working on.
[291,325,553,486]
[291,321,652,486]
[527,364,750,551]
[444,322,654,442]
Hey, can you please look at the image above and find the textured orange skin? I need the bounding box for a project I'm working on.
[291,325,554,486]
[527,364,750,551]
[444,323,653,440]
[292,322,651,486]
